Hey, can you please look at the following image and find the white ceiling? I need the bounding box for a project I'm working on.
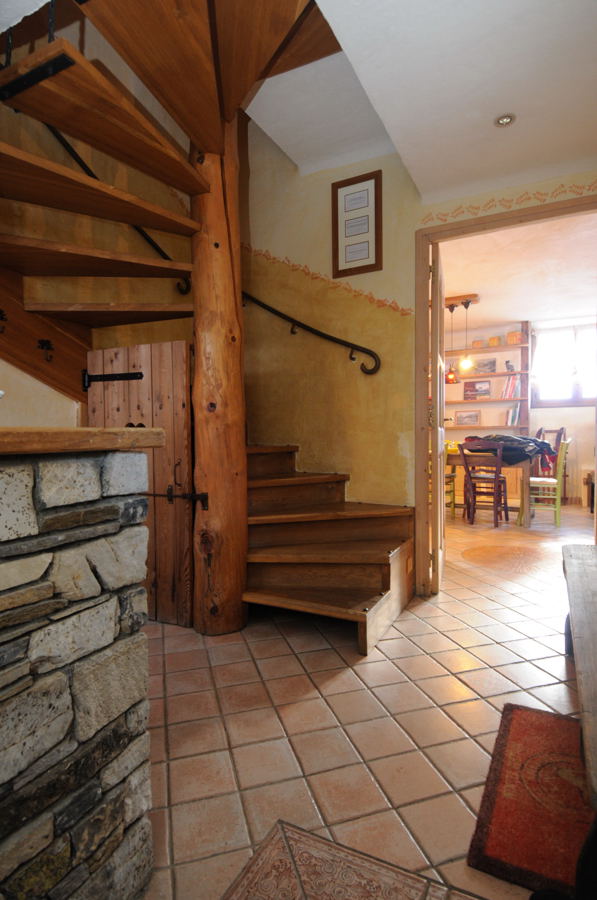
[441,212,597,331]
[0,0,44,31]
[251,0,597,204]
[246,53,394,175]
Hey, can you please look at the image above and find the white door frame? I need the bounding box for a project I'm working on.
[414,193,597,596]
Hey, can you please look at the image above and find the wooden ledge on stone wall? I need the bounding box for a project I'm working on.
[0,427,165,456]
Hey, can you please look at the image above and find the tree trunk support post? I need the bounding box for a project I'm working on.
[191,116,248,635]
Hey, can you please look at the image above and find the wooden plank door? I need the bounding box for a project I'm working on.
[86,340,193,625]
[430,244,446,593]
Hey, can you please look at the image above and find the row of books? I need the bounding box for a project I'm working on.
[501,375,521,399]
[505,403,521,426]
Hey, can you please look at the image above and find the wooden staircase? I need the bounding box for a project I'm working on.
[244,445,415,654]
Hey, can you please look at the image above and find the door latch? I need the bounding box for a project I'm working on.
[165,485,209,510]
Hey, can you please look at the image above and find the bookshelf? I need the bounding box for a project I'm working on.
[445,321,529,434]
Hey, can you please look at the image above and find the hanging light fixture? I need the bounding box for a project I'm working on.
[445,304,459,384]
[459,299,474,372]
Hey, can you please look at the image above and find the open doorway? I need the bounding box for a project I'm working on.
[415,195,597,597]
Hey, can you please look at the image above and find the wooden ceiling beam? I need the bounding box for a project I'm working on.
[70,0,223,154]
[214,0,310,121]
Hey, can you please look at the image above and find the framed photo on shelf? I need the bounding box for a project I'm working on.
[332,170,382,278]
[463,380,491,401]
[455,410,481,427]
[473,358,497,374]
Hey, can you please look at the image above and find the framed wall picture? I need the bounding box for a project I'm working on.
[332,170,382,278]
[455,410,481,427]
[473,358,497,374]
[463,380,491,401]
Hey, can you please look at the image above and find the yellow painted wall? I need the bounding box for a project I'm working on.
[244,123,419,505]
[244,120,597,510]
[0,358,79,426]
[420,169,597,226]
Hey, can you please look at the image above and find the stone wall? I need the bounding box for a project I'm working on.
[0,451,153,900]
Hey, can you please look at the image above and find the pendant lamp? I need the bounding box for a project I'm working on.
[445,304,459,384]
[459,299,474,372]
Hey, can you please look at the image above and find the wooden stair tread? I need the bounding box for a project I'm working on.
[249,472,349,488]
[0,234,193,278]
[0,142,199,236]
[0,39,208,194]
[248,539,409,564]
[249,501,412,525]
[75,0,223,155]
[243,587,387,622]
[247,445,299,454]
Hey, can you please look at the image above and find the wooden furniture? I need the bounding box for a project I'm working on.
[536,426,568,500]
[552,544,597,900]
[521,439,571,527]
[445,321,530,435]
[244,445,414,655]
[458,440,509,527]
[445,471,457,517]
[446,450,531,527]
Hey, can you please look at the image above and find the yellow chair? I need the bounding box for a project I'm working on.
[526,439,571,526]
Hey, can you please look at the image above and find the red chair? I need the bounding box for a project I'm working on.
[459,440,509,528]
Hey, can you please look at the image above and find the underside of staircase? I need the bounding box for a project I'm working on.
[244,445,415,654]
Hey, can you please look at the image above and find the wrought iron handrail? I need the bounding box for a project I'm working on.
[242,292,381,375]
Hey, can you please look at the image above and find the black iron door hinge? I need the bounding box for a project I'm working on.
[82,369,144,392]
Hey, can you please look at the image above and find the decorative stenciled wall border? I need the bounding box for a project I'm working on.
[420,176,597,225]
[242,243,413,316]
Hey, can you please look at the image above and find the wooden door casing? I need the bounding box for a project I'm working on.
[87,341,193,625]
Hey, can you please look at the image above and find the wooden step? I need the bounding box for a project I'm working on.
[248,539,403,564]
[247,445,299,478]
[244,576,409,656]
[0,142,200,236]
[249,501,411,525]
[75,0,223,155]
[0,39,208,194]
[249,501,413,547]
[248,472,349,514]
[0,234,193,278]
[244,586,381,622]
[248,562,388,592]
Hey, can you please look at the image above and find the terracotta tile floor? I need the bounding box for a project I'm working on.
[144,505,594,899]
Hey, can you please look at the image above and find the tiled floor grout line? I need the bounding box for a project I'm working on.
[145,509,591,898]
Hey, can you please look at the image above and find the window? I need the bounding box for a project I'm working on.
[531,322,597,406]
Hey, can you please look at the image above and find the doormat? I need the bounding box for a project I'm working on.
[467,703,593,895]
[222,820,488,899]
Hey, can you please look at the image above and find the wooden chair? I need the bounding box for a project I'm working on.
[445,470,456,517]
[526,439,571,526]
[458,440,509,528]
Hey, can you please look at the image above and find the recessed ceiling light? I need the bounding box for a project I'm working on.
[494,113,516,127]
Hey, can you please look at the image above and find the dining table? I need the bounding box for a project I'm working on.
[445,450,531,527]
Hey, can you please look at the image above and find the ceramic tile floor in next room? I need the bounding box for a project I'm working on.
[143,506,593,900]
